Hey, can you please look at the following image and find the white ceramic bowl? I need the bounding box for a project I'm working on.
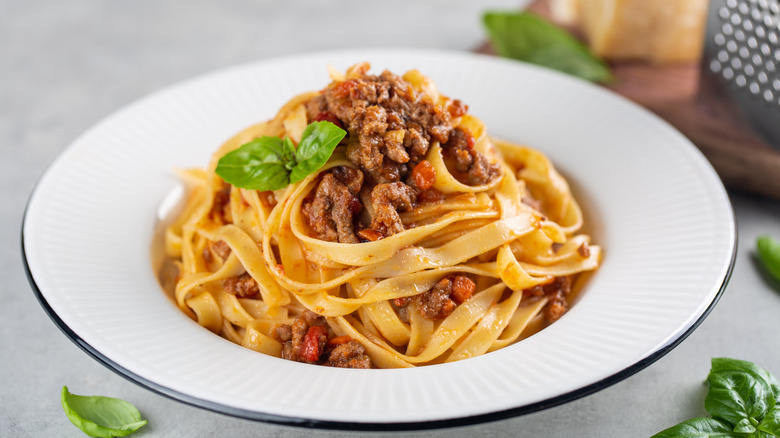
[22,49,736,430]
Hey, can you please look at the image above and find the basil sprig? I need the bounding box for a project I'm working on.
[61,386,147,437]
[653,358,780,437]
[215,121,347,191]
[483,11,614,84]
[757,235,780,284]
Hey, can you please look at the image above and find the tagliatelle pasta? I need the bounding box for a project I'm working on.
[161,63,600,368]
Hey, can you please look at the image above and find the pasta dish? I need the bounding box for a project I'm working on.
[162,63,600,368]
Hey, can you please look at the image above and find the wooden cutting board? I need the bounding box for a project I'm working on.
[478,0,780,200]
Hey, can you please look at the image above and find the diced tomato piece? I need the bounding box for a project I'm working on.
[299,325,329,362]
[314,111,343,129]
[450,276,475,304]
[412,160,436,190]
[465,132,475,149]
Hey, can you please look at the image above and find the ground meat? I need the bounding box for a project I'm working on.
[394,275,476,321]
[212,240,231,259]
[522,276,573,323]
[324,340,372,369]
[467,153,500,186]
[302,166,364,243]
[223,273,259,298]
[577,242,591,258]
[522,192,544,213]
[274,324,292,342]
[369,181,416,237]
[259,191,278,208]
[307,69,452,185]
[446,128,475,173]
[210,184,231,222]
[203,240,231,263]
[302,66,493,243]
[272,311,374,368]
[443,127,500,186]
[384,129,408,164]
[349,105,390,171]
[448,99,468,118]
[418,279,457,319]
[416,188,443,204]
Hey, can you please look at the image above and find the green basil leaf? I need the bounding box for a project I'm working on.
[483,11,614,83]
[757,235,780,284]
[282,137,297,170]
[526,44,615,84]
[712,358,780,406]
[651,417,742,437]
[290,121,347,183]
[215,137,291,191]
[758,407,780,437]
[706,358,776,428]
[61,386,147,437]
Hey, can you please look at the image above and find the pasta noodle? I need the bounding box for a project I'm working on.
[161,63,600,368]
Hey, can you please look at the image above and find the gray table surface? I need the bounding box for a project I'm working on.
[3,1,780,436]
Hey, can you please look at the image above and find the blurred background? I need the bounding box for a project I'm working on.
[3,0,780,437]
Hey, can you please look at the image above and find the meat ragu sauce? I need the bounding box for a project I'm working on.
[203,65,586,368]
[301,63,500,245]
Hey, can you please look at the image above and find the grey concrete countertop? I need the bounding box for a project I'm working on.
[3,1,780,437]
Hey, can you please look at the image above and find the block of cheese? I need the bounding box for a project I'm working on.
[553,0,708,64]
[549,0,581,26]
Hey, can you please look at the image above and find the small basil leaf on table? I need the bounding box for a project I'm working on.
[483,11,614,84]
[711,358,780,406]
[650,417,739,438]
[215,136,290,191]
[526,44,614,84]
[757,235,780,283]
[652,358,780,437]
[61,386,147,437]
[706,357,777,428]
[290,121,347,183]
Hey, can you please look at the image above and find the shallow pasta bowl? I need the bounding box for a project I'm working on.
[22,49,736,430]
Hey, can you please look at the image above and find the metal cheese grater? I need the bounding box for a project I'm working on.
[705,0,780,149]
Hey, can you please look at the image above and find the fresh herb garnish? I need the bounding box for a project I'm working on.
[652,358,780,437]
[483,11,614,83]
[757,235,780,284]
[215,121,347,191]
[61,386,147,437]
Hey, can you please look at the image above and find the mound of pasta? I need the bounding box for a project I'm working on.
[163,63,600,368]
